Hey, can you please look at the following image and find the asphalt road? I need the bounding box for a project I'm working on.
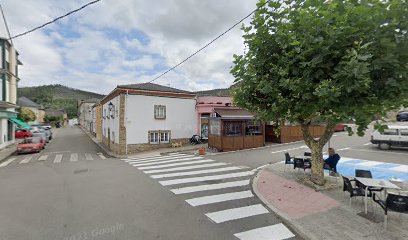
[0,126,299,240]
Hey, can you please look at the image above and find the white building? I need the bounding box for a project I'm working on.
[100,83,197,155]
[78,98,100,132]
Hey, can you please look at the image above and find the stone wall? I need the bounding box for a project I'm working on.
[126,138,190,155]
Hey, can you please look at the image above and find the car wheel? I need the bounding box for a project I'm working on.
[379,143,391,150]
[343,126,348,131]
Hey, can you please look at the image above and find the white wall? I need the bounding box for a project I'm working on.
[101,95,120,143]
[125,94,197,144]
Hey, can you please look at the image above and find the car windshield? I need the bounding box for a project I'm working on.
[32,133,45,137]
[23,139,41,144]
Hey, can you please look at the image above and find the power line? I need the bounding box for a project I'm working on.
[0,4,13,45]
[147,0,271,84]
[10,0,102,40]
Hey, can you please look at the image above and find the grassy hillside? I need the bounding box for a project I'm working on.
[18,84,104,118]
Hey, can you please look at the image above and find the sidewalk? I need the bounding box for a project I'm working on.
[79,126,206,159]
[0,143,17,164]
[253,162,408,240]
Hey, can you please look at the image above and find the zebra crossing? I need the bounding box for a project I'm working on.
[124,153,297,240]
[0,152,108,168]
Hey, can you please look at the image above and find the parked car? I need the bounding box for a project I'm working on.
[31,131,49,143]
[334,124,348,132]
[41,123,52,130]
[370,125,408,150]
[396,110,408,122]
[16,137,45,154]
[15,129,32,138]
[40,126,53,140]
[29,126,41,133]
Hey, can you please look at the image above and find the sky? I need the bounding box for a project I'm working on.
[0,0,259,95]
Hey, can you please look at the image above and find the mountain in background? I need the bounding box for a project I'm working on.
[17,84,105,118]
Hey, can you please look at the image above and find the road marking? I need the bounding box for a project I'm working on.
[138,160,214,170]
[171,180,250,194]
[97,153,106,159]
[345,148,408,156]
[0,157,16,167]
[363,143,372,146]
[38,155,48,161]
[234,223,295,240]
[54,154,63,163]
[126,155,196,164]
[271,146,308,154]
[85,153,93,161]
[390,165,408,172]
[20,155,33,164]
[205,204,269,223]
[159,171,255,186]
[151,166,245,179]
[127,154,191,162]
[131,157,203,167]
[337,147,351,151]
[70,153,78,162]
[185,190,253,206]
[356,161,383,167]
[144,162,228,174]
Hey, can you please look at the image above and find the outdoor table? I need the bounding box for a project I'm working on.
[355,177,401,214]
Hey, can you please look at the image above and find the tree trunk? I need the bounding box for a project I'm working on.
[301,122,336,186]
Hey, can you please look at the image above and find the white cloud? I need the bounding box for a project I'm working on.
[1,0,259,94]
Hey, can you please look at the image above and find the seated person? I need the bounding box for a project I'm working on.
[324,148,340,171]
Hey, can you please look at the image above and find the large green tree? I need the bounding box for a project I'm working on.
[231,0,408,185]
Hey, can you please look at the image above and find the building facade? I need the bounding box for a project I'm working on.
[195,96,239,140]
[91,103,102,141]
[78,98,100,131]
[100,83,198,155]
[0,38,22,149]
[17,96,45,124]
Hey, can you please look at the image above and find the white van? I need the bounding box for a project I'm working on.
[371,125,408,149]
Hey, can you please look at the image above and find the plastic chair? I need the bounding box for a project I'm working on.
[342,176,370,206]
[373,193,408,228]
[284,152,294,172]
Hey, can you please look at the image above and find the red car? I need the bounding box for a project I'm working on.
[15,129,32,138]
[334,124,348,132]
[16,137,45,154]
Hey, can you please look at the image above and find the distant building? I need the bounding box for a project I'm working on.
[17,96,45,124]
[0,36,23,149]
[91,103,102,141]
[45,108,68,126]
[78,98,101,132]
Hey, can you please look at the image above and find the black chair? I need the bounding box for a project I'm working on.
[284,152,294,172]
[373,193,408,228]
[355,169,384,195]
[342,176,370,206]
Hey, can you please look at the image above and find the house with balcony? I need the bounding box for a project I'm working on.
[100,83,197,155]
[0,37,23,149]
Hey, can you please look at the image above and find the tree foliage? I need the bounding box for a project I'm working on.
[18,108,36,123]
[231,0,408,184]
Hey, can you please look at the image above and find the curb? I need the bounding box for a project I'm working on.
[77,125,120,158]
[251,164,312,240]
[0,145,17,164]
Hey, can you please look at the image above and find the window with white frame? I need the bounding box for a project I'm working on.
[154,105,166,119]
[149,130,170,144]
[160,131,170,143]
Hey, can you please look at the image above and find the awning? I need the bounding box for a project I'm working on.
[214,108,255,119]
[9,118,31,130]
